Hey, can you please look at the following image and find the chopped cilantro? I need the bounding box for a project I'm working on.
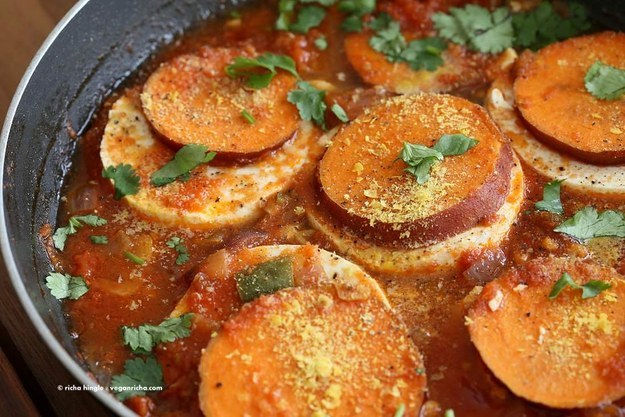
[125,252,146,266]
[301,0,336,5]
[331,103,349,123]
[549,272,611,300]
[400,134,478,184]
[102,164,140,200]
[512,2,590,50]
[314,35,328,50]
[394,404,406,417]
[584,61,625,100]
[89,235,108,245]
[369,19,405,62]
[122,313,194,354]
[288,81,328,128]
[241,109,256,124]
[339,0,376,32]
[433,2,590,54]
[433,5,514,54]
[341,14,365,32]
[53,214,107,251]
[535,179,564,214]
[276,0,297,30]
[444,410,456,417]
[110,357,164,400]
[45,272,89,300]
[369,14,446,71]
[290,6,326,34]
[225,53,299,89]
[554,207,625,242]
[150,144,216,187]
[166,237,190,266]
[236,257,294,302]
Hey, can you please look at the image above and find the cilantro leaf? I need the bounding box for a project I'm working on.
[535,179,564,214]
[400,134,478,184]
[45,272,89,300]
[225,53,299,89]
[150,144,216,187]
[290,6,326,34]
[288,81,328,128]
[122,313,194,354]
[432,134,479,155]
[512,2,590,50]
[102,164,140,200]
[400,37,447,71]
[554,207,625,242]
[301,0,337,5]
[369,14,446,71]
[314,36,328,50]
[125,252,146,265]
[339,0,375,32]
[331,103,349,123]
[276,0,297,30]
[584,61,625,100]
[166,236,190,266]
[549,272,611,300]
[53,214,107,251]
[110,357,164,400]
[369,20,406,62]
[433,5,514,54]
[90,235,108,245]
[241,109,256,124]
[341,14,365,32]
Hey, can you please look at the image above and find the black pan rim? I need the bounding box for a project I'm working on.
[0,0,135,415]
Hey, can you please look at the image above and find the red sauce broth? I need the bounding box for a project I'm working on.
[45,1,625,416]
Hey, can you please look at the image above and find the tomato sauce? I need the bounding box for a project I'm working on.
[47,1,625,416]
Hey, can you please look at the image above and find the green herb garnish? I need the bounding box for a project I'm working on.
[554,207,625,242]
[102,164,140,200]
[369,14,446,71]
[90,235,108,245]
[276,0,297,30]
[394,404,406,417]
[444,410,456,417]
[226,53,299,89]
[314,36,328,50]
[241,109,256,124]
[339,0,376,32]
[399,134,479,184]
[331,103,349,123]
[45,272,89,300]
[288,81,328,128]
[166,237,190,266]
[53,214,107,251]
[512,2,590,50]
[125,252,146,266]
[433,2,589,54]
[290,6,326,33]
[110,357,164,400]
[584,61,625,100]
[150,144,216,187]
[236,257,294,302]
[549,272,611,300]
[535,179,564,214]
[433,5,514,54]
[122,313,194,354]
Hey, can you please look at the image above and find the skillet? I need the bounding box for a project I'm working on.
[0,0,623,415]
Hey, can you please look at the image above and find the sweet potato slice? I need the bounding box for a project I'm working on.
[318,93,513,248]
[199,287,425,417]
[468,257,625,409]
[141,47,300,156]
[514,32,625,165]
[344,32,489,94]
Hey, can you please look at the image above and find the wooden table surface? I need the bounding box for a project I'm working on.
[0,0,115,415]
